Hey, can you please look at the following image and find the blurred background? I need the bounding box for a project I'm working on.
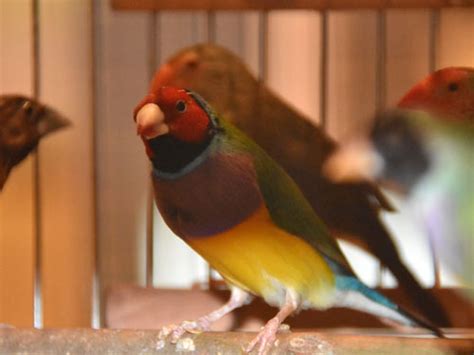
[0,0,473,329]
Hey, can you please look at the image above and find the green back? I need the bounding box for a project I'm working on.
[218,117,354,274]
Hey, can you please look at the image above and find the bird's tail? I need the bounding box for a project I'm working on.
[335,276,444,337]
[361,219,451,327]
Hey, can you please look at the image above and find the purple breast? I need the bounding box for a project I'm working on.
[153,152,263,238]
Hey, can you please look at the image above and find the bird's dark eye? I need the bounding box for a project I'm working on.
[448,82,459,92]
[176,100,187,113]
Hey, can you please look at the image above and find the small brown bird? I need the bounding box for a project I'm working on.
[0,95,70,190]
[147,43,450,326]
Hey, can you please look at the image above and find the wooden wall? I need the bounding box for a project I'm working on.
[0,1,473,327]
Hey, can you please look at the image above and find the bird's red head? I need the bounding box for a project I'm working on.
[397,67,474,122]
[134,87,211,152]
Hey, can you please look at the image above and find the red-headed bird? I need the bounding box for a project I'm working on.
[0,95,70,190]
[134,87,442,354]
[146,43,449,326]
[398,67,474,123]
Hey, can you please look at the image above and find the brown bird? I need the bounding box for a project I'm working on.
[0,95,70,191]
[147,43,450,326]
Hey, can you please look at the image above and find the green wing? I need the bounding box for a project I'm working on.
[219,118,354,274]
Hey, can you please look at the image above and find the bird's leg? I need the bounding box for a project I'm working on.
[164,286,251,342]
[246,289,299,355]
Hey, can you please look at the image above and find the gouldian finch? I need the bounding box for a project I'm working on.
[134,87,442,354]
[398,67,474,123]
[146,43,450,326]
[344,109,473,290]
[0,95,70,190]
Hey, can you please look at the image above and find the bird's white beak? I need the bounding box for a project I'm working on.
[136,103,169,139]
[323,140,384,182]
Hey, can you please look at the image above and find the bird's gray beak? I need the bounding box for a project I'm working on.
[37,107,71,137]
[323,139,384,183]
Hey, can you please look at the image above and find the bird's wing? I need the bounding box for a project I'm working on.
[221,118,354,274]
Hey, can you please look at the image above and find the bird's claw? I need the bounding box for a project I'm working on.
[159,317,212,344]
[158,324,174,339]
[246,317,283,354]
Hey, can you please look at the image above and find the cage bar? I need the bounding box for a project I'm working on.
[31,0,43,330]
[319,11,328,129]
[428,9,441,288]
[145,12,159,289]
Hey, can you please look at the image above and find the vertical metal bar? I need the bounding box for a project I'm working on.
[203,11,212,288]
[429,10,440,72]
[31,0,42,329]
[258,11,268,82]
[375,9,387,287]
[207,11,216,43]
[205,10,216,288]
[145,183,155,288]
[375,10,386,112]
[319,11,328,129]
[90,0,101,329]
[191,12,201,44]
[429,9,441,288]
[145,12,159,288]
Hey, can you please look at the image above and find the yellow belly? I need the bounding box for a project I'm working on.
[186,205,336,309]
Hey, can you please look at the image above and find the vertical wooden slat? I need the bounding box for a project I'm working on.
[38,0,94,327]
[240,12,262,75]
[0,0,35,327]
[94,0,150,309]
[438,8,474,68]
[213,11,262,107]
[382,9,435,288]
[266,10,321,124]
[326,10,380,286]
[326,11,378,142]
[385,10,432,106]
[152,12,209,288]
[214,12,245,55]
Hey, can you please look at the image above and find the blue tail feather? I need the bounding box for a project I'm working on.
[335,275,443,337]
[336,276,397,310]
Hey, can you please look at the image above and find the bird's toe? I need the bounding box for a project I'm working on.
[246,318,281,354]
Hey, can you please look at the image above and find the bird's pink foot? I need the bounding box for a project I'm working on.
[158,316,213,344]
[246,317,284,354]
[158,287,251,344]
[169,317,212,342]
